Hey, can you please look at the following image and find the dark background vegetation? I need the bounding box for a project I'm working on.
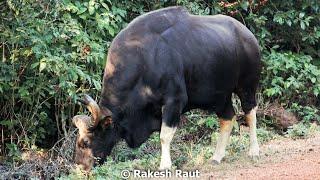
[0,0,319,172]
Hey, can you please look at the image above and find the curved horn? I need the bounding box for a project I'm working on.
[79,94,101,128]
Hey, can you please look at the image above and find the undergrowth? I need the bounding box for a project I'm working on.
[61,113,280,179]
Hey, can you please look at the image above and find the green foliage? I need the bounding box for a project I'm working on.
[91,158,134,180]
[6,143,22,164]
[0,0,127,151]
[224,123,277,159]
[291,104,320,122]
[263,51,320,101]
[262,51,320,121]
[286,122,319,139]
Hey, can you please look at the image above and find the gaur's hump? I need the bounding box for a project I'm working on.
[126,6,189,34]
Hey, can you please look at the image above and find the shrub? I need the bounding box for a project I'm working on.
[261,51,320,122]
[0,0,126,153]
[286,122,320,139]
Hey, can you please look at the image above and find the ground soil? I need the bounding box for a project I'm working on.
[201,134,320,179]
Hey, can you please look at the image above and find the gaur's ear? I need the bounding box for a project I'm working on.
[100,116,113,129]
[99,106,113,128]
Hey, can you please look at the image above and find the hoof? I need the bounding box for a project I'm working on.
[212,159,221,165]
[159,167,171,171]
[211,153,224,165]
[249,155,260,162]
[159,164,172,171]
[248,146,260,158]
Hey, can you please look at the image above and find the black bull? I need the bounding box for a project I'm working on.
[72,6,261,171]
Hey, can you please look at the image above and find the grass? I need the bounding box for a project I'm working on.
[61,113,281,179]
[285,122,320,139]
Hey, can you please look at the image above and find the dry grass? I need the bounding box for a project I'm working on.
[263,103,298,128]
[0,129,77,179]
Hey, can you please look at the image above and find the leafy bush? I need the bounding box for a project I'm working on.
[262,51,320,121]
[286,122,319,139]
[291,104,320,122]
[0,0,126,152]
[263,52,320,99]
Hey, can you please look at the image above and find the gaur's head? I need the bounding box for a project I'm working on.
[72,94,117,171]
[73,91,162,171]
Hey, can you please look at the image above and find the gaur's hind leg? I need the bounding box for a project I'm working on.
[237,88,260,158]
[245,106,259,157]
[212,96,235,164]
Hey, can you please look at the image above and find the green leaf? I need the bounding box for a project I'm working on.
[240,1,249,11]
[286,20,292,26]
[39,59,46,72]
[299,12,305,18]
[101,2,109,10]
[77,7,87,14]
[300,21,305,30]
[108,27,115,36]
[88,0,95,15]
[31,62,39,69]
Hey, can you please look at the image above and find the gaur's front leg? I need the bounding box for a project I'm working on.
[159,96,186,170]
[212,97,235,164]
[212,117,235,163]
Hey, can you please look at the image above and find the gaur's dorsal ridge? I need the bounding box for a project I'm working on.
[127,6,189,35]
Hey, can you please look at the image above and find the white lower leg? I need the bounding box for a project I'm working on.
[212,117,234,163]
[246,106,260,157]
[159,122,177,170]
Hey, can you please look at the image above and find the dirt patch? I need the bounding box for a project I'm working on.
[202,134,320,179]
